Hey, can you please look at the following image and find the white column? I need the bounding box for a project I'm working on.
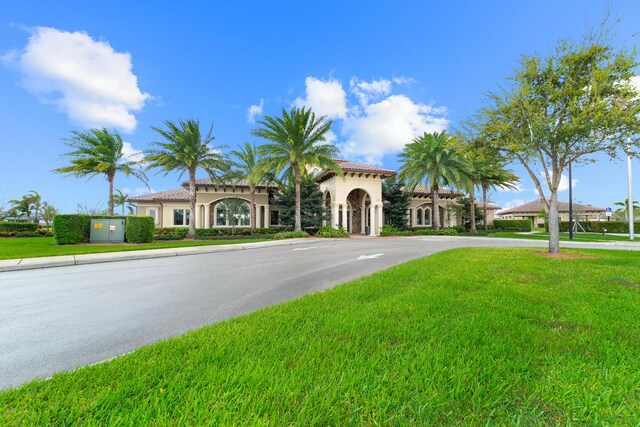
[377,204,384,235]
[204,203,210,228]
[331,203,339,228]
[369,205,375,236]
[195,204,201,229]
[264,207,270,228]
[213,205,218,227]
[256,204,262,229]
[361,198,366,234]
[341,204,348,231]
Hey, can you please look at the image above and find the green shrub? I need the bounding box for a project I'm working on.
[381,225,458,236]
[53,214,92,244]
[125,216,155,243]
[0,222,38,233]
[0,231,17,237]
[196,234,274,241]
[273,231,309,240]
[154,227,188,240]
[493,219,532,232]
[316,226,349,238]
[15,231,43,237]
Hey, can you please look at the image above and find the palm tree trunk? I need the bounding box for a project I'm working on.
[188,168,197,238]
[482,185,488,230]
[469,187,477,234]
[432,184,440,230]
[250,185,256,231]
[107,172,115,216]
[294,167,302,232]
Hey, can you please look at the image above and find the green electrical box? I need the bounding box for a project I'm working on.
[90,219,125,243]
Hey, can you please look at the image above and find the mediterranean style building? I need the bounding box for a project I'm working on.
[129,159,501,236]
[498,199,605,228]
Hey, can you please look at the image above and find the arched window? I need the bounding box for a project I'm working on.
[216,199,250,226]
[416,208,423,225]
[424,207,431,226]
[311,168,320,176]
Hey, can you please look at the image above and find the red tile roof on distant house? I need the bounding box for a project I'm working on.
[498,199,605,215]
[181,178,275,189]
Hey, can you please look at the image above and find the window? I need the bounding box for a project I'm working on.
[147,208,157,224]
[311,168,320,176]
[416,208,423,225]
[424,208,431,226]
[270,210,280,226]
[173,209,184,226]
[215,199,250,226]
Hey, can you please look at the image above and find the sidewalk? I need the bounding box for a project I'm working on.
[0,238,326,273]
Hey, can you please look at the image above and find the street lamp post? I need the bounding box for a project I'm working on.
[628,138,634,241]
[569,161,573,240]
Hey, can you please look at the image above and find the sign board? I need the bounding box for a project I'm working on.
[93,222,104,229]
[606,207,612,217]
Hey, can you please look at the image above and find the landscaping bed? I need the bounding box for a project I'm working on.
[2,247,639,424]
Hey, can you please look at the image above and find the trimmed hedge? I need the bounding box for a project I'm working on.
[125,216,155,243]
[315,226,349,238]
[493,219,532,232]
[380,225,458,237]
[0,222,38,233]
[544,220,640,233]
[53,214,92,244]
[273,231,309,240]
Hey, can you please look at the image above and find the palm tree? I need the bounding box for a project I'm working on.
[52,128,148,215]
[228,142,266,231]
[113,189,135,215]
[8,194,33,221]
[252,107,342,231]
[145,119,228,238]
[614,198,640,220]
[398,131,468,230]
[478,163,520,230]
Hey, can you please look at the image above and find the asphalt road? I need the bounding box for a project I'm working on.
[1,236,638,389]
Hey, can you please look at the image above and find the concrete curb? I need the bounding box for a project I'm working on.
[0,238,333,273]
[408,235,640,250]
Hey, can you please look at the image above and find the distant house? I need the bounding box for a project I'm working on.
[498,199,605,228]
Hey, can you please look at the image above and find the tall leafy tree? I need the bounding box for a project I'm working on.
[479,32,640,253]
[398,131,468,230]
[382,176,411,228]
[276,175,327,229]
[228,142,266,231]
[145,119,228,238]
[41,201,59,228]
[252,107,342,231]
[52,128,148,215]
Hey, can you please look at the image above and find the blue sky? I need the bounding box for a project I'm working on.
[1,1,639,213]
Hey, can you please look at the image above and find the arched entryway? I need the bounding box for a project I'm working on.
[210,198,251,227]
[345,188,373,235]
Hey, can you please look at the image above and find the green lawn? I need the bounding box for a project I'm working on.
[0,237,269,260]
[487,231,636,242]
[2,247,640,425]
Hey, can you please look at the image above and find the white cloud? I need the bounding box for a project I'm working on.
[122,186,154,196]
[392,75,416,85]
[537,171,577,192]
[122,141,144,162]
[247,99,264,124]
[349,77,392,105]
[341,95,448,165]
[3,27,149,132]
[294,77,347,119]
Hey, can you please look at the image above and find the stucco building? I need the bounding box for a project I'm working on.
[129,158,501,235]
[498,199,605,228]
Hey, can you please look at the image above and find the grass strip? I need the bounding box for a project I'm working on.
[0,237,270,260]
[1,247,640,424]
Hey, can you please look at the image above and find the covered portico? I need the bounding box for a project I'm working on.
[317,159,395,236]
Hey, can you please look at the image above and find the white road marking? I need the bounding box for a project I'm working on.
[357,253,384,260]
[292,247,317,251]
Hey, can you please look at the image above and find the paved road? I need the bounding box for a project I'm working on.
[1,236,638,389]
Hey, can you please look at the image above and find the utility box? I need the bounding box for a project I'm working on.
[90,219,125,243]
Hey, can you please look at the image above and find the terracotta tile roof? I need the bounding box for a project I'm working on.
[409,185,463,199]
[127,188,189,203]
[498,199,605,215]
[182,178,275,189]
[317,158,397,180]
